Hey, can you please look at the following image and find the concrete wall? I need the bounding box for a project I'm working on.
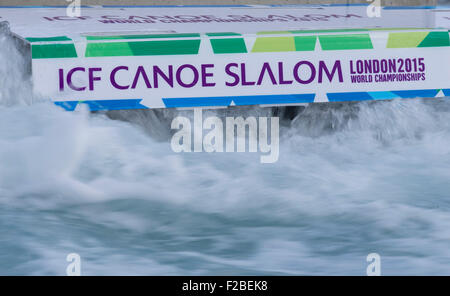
[0,0,438,7]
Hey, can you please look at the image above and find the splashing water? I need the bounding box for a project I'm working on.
[1,27,450,275]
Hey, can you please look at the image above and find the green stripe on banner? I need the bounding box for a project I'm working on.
[318,34,373,50]
[294,36,317,51]
[258,29,369,35]
[86,42,133,57]
[86,40,201,57]
[206,32,241,36]
[252,37,295,52]
[257,31,292,35]
[259,29,431,35]
[418,31,450,47]
[31,44,77,59]
[210,38,247,54]
[387,32,428,48]
[290,28,368,34]
[128,40,200,56]
[86,33,200,40]
[368,27,429,31]
[26,36,72,42]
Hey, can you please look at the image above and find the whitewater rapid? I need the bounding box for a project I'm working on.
[1,25,450,275]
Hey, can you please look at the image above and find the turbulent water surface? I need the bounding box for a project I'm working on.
[1,26,450,275]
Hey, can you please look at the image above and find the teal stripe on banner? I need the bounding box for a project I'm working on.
[327,92,373,102]
[391,89,439,98]
[233,94,315,105]
[54,99,147,111]
[328,89,442,102]
[367,91,398,100]
[162,94,315,108]
[163,97,233,108]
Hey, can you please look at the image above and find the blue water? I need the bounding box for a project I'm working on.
[1,26,450,276]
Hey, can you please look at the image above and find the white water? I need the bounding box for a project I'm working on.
[1,26,450,275]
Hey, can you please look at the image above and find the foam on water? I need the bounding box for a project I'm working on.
[1,27,450,275]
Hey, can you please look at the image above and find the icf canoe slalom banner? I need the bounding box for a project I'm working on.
[29,29,450,110]
[1,5,449,110]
